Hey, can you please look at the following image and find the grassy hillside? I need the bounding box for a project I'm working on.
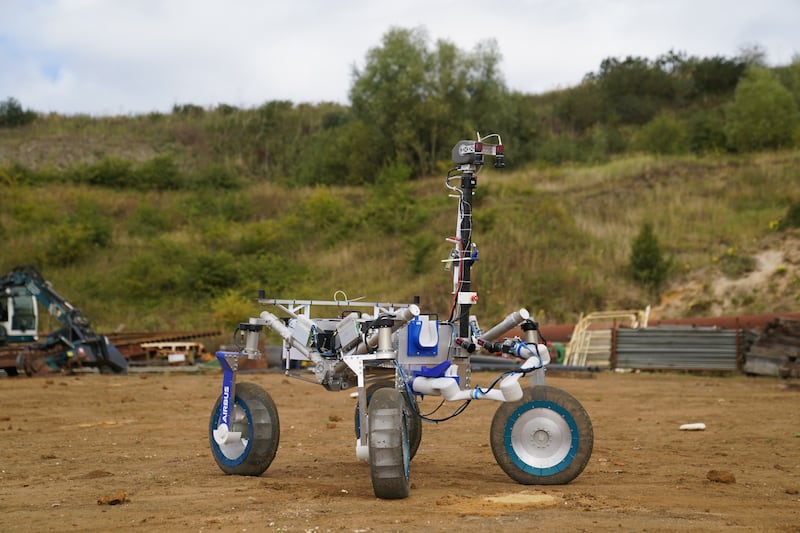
[2,146,799,338]
[3,46,800,342]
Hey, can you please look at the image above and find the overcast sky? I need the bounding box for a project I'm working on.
[1,0,799,116]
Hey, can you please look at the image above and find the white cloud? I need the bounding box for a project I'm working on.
[1,0,798,115]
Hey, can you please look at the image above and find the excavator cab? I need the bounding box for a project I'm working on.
[0,286,39,344]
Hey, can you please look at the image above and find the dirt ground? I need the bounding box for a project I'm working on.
[1,367,799,532]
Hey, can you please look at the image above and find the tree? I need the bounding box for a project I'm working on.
[738,43,767,67]
[629,222,669,296]
[555,80,605,133]
[349,27,508,178]
[587,54,680,125]
[688,55,746,97]
[350,27,430,176]
[462,39,509,135]
[774,55,800,109]
[724,67,800,152]
[0,97,36,127]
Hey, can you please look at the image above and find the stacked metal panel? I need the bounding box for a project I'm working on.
[614,326,740,371]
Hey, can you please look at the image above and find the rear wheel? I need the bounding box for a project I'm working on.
[209,382,280,476]
[368,388,410,499]
[490,385,592,485]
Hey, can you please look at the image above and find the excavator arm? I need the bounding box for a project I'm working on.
[1,265,127,375]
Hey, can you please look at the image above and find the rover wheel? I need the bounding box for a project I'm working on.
[209,382,280,476]
[491,385,592,485]
[355,379,422,459]
[368,388,410,499]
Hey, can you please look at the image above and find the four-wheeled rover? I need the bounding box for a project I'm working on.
[208,133,593,499]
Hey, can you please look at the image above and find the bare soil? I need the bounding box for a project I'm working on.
[654,231,800,320]
[2,369,799,532]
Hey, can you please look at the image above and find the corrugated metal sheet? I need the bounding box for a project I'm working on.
[615,326,740,370]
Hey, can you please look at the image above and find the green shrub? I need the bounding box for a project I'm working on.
[135,155,183,190]
[43,219,112,266]
[718,250,755,278]
[629,222,670,295]
[186,250,239,293]
[239,253,310,298]
[212,289,258,332]
[779,201,800,230]
[236,219,290,255]
[687,108,727,153]
[76,157,134,187]
[181,189,251,223]
[172,103,205,116]
[294,120,383,186]
[405,232,438,275]
[42,199,115,266]
[633,112,689,155]
[534,133,583,164]
[126,204,171,238]
[195,163,241,190]
[117,241,239,299]
[294,127,350,186]
[300,186,356,243]
[362,161,428,235]
[584,125,612,163]
[214,103,239,115]
[0,163,33,185]
[117,245,186,299]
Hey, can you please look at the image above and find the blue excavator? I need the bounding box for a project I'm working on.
[0,265,127,376]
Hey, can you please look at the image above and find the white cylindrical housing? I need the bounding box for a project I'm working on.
[376,327,393,356]
[394,304,421,325]
[243,326,261,357]
[259,310,311,358]
[480,308,530,341]
[411,376,462,400]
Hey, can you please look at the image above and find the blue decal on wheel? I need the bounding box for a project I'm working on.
[211,398,253,467]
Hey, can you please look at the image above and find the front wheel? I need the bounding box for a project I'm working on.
[209,382,280,476]
[490,385,593,485]
[368,388,411,499]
